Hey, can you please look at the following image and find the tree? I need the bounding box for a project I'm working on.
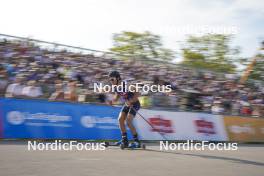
[181,34,241,73]
[240,41,264,82]
[247,54,264,80]
[110,31,174,61]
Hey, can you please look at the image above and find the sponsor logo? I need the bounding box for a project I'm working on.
[7,111,25,125]
[81,116,119,129]
[148,115,174,133]
[6,111,72,127]
[195,119,216,135]
[229,125,255,134]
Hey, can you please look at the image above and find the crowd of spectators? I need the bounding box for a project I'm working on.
[0,38,263,117]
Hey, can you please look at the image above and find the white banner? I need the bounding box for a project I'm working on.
[134,109,227,141]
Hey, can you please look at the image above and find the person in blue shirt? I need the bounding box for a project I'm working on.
[107,71,141,148]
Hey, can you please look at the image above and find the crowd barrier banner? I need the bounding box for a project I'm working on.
[223,116,264,142]
[134,109,228,141]
[0,98,123,140]
[6,98,264,142]
[0,104,3,138]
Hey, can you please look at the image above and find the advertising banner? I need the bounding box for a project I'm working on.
[0,98,123,140]
[134,109,227,141]
[223,116,264,142]
[0,98,232,141]
[0,105,2,138]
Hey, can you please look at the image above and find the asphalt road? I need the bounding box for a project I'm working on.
[0,141,264,176]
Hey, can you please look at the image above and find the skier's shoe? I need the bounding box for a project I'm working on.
[121,137,129,148]
[129,141,141,148]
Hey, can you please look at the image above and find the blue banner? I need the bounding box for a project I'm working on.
[0,98,124,140]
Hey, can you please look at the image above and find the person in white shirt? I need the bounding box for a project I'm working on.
[5,77,25,97]
[22,80,43,98]
[211,101,225,114]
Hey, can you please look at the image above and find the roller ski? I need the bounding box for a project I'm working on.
[103,140,122,147]
[120,141,146,150]
[104,135,129,148]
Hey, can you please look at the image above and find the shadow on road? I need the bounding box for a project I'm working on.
[143,148,264,167]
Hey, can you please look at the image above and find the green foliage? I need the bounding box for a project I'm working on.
[248,54,264,80]
[181,34,241,73]
[110,31,174,61]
